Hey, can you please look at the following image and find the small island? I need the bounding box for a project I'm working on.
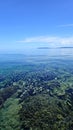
[37,47,51,49]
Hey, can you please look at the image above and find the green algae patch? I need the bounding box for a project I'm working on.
[0,97,21,130]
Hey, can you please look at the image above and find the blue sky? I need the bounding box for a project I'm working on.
[0,0,73,53]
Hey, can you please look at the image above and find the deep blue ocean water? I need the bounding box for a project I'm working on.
[0,48,73,62]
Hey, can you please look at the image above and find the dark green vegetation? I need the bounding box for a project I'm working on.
[0,58,73,130]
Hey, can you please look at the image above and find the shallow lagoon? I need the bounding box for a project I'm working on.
[0,48,73,130]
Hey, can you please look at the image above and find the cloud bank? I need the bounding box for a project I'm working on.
[17,36,73,47]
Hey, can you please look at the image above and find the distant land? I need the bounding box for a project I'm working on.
[59,47,73,48]
[37,47,73,49]
[37,47,51,49]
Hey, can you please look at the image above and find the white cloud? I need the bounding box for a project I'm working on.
[57,24,73,27]
[17,36,57,43]
[17,36,73,47]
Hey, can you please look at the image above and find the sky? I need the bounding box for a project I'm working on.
[0,0,73,53]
